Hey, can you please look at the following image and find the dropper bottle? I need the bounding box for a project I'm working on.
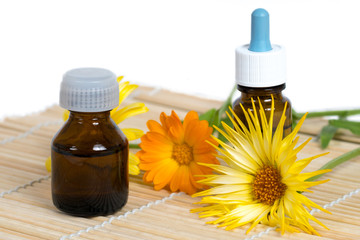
[232,8,292,136]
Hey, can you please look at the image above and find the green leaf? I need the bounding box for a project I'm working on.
[294,109,360,119]
[199,108,222,133]
[212,110,221,128]
[199,108,217,124]
[292,109,306,128]
[329,119,360,135]
[218,85,236,119]
[200,85,236,144]
[218,100,231,118]
[217,131,227,143]
[129,143,140,149]
[292,109,303,121]
[307,147,360,181]
[319,125,338,149]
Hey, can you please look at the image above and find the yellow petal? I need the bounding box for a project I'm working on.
[198,163,253,180]
[117,76,124,83]
[45,156,51,172]
[118,83,139,107]
[289,152,329,174]
[63,110,70,122]
[193,183,252,197]
[129,164,140,175]
[129,153,141,175]
[111,102,149,124]
[122,128,144,141]
[129,153,140,175]
[197,174,252,185]
[129,152,140,165]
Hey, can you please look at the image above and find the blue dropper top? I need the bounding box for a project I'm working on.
[248,8,272,52]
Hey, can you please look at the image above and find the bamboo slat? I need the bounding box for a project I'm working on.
[0,86,359,239]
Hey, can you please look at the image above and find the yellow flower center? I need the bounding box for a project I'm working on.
[252,166,287,205]
[172,143,193,165]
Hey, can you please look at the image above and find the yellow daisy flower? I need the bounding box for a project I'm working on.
[192,98,331,235]
[46,76,148,175]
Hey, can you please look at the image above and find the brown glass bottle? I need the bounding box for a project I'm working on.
[232,84,292,137]
[51,111,129,217]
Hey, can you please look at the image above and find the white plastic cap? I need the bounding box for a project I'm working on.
[235,44,286,87]
[60,68,119,112]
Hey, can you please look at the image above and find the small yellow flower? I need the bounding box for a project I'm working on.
[46,76,148,175]
[192,98,331,235]
[137,110,220,195]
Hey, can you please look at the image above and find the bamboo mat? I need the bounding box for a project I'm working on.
[0,86,360,240]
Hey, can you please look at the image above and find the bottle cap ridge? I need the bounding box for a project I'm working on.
[60,68,119,112]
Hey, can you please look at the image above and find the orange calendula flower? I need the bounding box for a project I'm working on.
[137,110,219,195]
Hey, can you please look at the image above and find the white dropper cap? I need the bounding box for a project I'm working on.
[60,68,119,112]
[236,8,286,88]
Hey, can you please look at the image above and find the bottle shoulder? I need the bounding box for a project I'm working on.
[52,118,128,156]
[233,91,292,116]
[233,90,291,107]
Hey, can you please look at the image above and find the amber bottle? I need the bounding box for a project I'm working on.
[233,8,292,137]
[51,68,129,217]
[232,84,292,136]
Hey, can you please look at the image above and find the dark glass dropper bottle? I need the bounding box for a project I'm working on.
[232,8,292,136]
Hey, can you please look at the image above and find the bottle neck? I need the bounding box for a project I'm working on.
[237,83,285,96]
[68,111,111,122]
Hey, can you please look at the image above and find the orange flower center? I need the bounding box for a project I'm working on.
[172,143,193,165]
[252,166,287,205]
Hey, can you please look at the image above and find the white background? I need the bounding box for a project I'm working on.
[1,0,359,119]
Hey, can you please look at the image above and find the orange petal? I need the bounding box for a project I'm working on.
[189,162,205,189]
[169,168,182,192]
[135,150,145,158]
[189,173,204,190]
[138,151,172,162]
[146,131,172,144]
[166,113,184,143]
[170,110,182,124]
[143,171,150,183]
[139,161,161,171]
[143,160,167,182]
[178,165,196,195]
[183,111,199,129]
[140,142,172,154]
[139,133,173,153]
[169,126,184,144]
[160,112,170,130]
[189,161,206,176]
[147,120,167,135]
[153,160,179,190]
[185,120,212,146]
[184,119,198,146]
[194,152,219,165]
[193,141,217,155]
[143,158,175,182]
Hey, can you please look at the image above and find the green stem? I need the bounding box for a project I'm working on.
[307,147,360,181]
[129,143,140,149]
[219,85,237,116]
[293,109,360,121]
[226,85,237,105]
